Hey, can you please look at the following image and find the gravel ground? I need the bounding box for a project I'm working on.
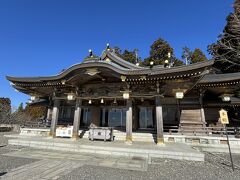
[58,142,240,180]
[58,154,240,180]
[0,132,39,176]
[0,132,240,180]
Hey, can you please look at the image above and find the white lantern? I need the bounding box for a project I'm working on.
[30,96,36,101]
[100,98,104,103]
[222,96,231,102]
[123,92,130,99]
[175,92,184,99]
[67,94,75,101]
[150,61,154,66]
[88,99,92,104]
[168,52,171,58]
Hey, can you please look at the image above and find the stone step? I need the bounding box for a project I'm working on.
[8,137,204,161]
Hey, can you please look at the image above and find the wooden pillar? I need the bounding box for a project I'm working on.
[199,93,206,127]
[46,107,52,120]
[49,99,60,137]
[155,96,164,144]
[132,103,138,131]
[200,108,206,123]
[72,99,82,139]
[126,99,133,144]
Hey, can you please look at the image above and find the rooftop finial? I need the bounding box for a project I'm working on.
[89,49,93,57]
[106,43,110,51]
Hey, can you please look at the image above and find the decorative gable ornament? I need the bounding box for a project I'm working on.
[121,75,126,82]
[85,68,100,76]
[105,58,111,62]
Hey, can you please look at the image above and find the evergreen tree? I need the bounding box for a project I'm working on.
[113,47,139,64]
[17,103,24,112]
[0,98,11,123]
[143,38,173,66]
[172,57,184,67]
[122,50,138,64]
[113,46,122,56]
[208,0,240,72]
[25,104,46,120]
[191,48,208,64]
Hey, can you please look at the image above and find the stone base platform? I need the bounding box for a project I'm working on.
[7,135,204,162]
[8,127,240,154]
[164,134,240,153]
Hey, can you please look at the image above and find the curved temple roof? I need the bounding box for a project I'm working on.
[6,49,240,94]
[200,72,240,83]
[6,50,215,83]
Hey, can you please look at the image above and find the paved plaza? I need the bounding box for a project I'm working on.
[1,132,240,180]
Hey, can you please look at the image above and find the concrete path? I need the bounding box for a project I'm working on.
[0,159,83,180]
[1,148,148,179]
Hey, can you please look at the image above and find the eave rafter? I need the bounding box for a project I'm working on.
[197,80,240,88]
[12,81,70,88]
[126,71,203,85]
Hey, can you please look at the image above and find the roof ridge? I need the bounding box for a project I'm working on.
[102,50,148,70]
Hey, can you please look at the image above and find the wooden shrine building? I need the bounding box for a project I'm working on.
[6,47,240,144]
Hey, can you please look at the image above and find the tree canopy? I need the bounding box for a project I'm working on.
[113,46,138,64]
[17,102,24,112]
[208,0,240,72]
[181,47,207,64]
[0,98,11,123]
[0,98,46,124]
[143,38,174,66]
[113,38,209,67]
[24,104,46,120]
[191,48,208,64]
[143,38,185,67]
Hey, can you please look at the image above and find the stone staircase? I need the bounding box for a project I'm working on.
[113,131,156,143]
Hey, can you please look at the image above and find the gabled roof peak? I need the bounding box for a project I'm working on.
[101,49,147,70]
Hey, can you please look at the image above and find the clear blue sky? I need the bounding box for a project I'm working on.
[0,0,234,108]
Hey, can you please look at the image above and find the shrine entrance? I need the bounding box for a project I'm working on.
[138,107,154,129]
[100,107,126,128]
